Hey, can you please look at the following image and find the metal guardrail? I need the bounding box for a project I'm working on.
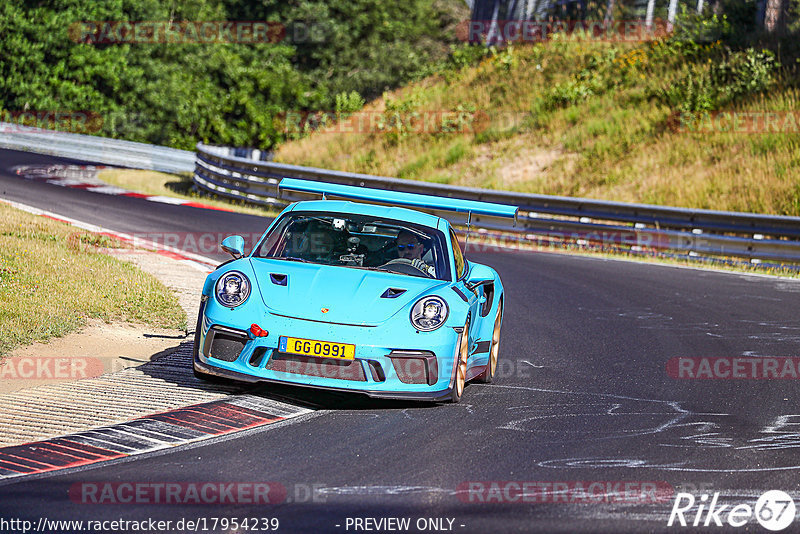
[194,142,800,264]
[0,123,194,174]
[7,126,792,264]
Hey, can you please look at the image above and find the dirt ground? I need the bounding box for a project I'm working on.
[0,248,210,395]
[0,319,187,394]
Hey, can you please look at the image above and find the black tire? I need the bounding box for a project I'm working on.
[476,301,503,384]
[450,319,470,403]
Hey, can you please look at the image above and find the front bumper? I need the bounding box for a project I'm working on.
[194,304,462,402]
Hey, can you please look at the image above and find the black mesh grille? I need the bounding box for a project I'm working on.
[266,353,366,381]
[208,332,246,362]
[249,347,268,367]
[366,360,385,382]
[391,358,427,384]
[389,351,438,385]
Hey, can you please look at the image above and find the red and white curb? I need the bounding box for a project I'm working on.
[0,344,314,481]
[13,164,234,212]
[0,197,219,272]
[0,394,311,481]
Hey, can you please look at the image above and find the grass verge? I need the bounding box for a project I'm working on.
[274,38,800,216]
[0,203,187,356]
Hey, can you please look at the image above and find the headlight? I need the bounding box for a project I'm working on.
[215,271,251,308]
[410,296,448,332]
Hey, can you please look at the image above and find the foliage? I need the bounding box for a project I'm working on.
[652,47,778,113]
[0,0,466,149]
[334,91,365,114]
[671,6,734,44]
[446,43,492,71]
[276,28,800,216]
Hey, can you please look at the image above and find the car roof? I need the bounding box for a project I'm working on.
[287,200,446,230]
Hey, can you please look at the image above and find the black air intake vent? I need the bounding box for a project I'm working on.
[205,328,247,362]
[381,288,406,299]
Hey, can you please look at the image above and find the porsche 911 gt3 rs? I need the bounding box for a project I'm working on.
[192,179,517,402]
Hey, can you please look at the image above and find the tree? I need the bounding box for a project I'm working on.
[764,0,789,32]
[604,0,615,24]
[668,0,679,30]
[645,0,656,29]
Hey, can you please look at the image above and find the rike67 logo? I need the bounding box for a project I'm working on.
[668,490,796,531]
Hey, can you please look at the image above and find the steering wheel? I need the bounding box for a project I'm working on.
[380,258,433,277]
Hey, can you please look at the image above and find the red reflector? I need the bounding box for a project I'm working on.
[250,324,269,337]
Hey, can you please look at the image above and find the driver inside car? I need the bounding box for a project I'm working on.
[396,230,435,276]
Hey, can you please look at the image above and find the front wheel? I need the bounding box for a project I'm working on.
[476,301,503,384]
[450,319,470,403]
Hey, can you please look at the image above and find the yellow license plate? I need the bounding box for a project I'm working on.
[279,336,355,360]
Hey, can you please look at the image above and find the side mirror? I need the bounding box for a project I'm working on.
[465,263,494,290]
[221,235,245,259]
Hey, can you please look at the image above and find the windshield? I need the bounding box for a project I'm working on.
[255,211,450,281]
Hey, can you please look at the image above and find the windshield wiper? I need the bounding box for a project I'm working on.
[354,266,427,277]
[269,256,311,263]
[365,266,402,274]
[343,265,400,274]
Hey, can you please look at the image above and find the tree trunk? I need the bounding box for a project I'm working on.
[646,0,656,30]
[667,0,679,31]
[487,0,501,45]
[524,0,537,20]
[764,0,789,33]
[604,0,615,24]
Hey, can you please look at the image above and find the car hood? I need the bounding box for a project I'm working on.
[250,258,448,326]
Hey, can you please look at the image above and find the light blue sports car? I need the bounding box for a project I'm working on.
[192,179,517,402]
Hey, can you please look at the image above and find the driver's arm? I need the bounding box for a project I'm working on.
[410,258,435,276]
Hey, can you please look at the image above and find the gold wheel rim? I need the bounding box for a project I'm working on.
[456,327,468,396]
[489,306,502,377]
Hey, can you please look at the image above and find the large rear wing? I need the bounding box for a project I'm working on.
[278,178,518,220]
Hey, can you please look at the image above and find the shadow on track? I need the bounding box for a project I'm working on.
[137,341,440,412]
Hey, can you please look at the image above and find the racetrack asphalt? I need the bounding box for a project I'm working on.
[1,148,800,533]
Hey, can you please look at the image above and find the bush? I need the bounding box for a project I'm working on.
[671,6,733,44]
[714,48,778,102]
[335,91,365,114]
[654,48,778,113]
[446,43,490,71]
[542,79,600,109]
